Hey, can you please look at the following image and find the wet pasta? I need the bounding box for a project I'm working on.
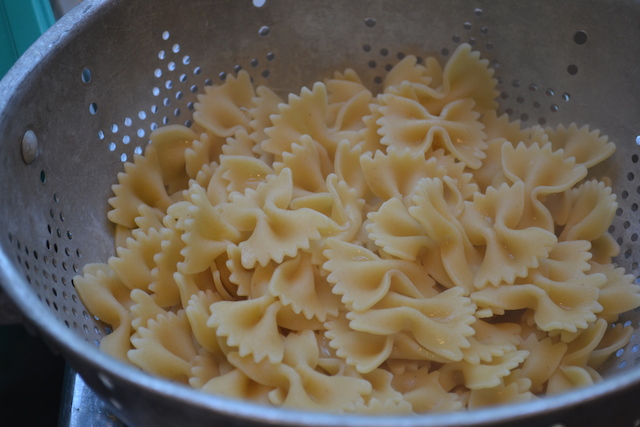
[74,43,640,413]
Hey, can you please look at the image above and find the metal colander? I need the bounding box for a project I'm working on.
[2,0,640,425]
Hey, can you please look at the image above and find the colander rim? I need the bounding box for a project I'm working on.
[1,0,640,425]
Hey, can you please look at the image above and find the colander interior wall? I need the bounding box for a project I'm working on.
[2,0,640,426]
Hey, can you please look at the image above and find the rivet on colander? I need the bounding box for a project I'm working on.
[21,129,38,165]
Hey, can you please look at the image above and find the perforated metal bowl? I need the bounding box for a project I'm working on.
[2,0,640,426]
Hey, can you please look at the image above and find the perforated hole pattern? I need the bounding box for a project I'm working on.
[8,0,640,376]
[4,1,640,425]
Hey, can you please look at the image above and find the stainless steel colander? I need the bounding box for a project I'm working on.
[2,0,640,425]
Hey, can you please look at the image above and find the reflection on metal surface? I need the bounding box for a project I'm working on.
[59,367,124,427]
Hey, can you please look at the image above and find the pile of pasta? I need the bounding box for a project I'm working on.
[75,43,640,413]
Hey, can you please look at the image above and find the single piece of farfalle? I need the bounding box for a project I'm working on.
[501,142,588,231]
[377,93,487,168]
[334,139,370,200]
[224,244,274,299]
[198,368,273,403]
[561,318,613,369]
[324,311,394,373]
[388,332,460,363]
[147,223,185,307]
[383,54,435,91]
[202,161,232,207]
[474,110,549,191]
[354,369,413,414]
[188,350,223,391]
[108,145,177,229]
[462,320,522,365]
[432,43,499,114]
[273,134,333,197]
[589,262,640,322]
[408,177,480,293]
[324,68,372,140]
[459,182,558,289]
[208,294,284,364]
[132,204,166,236]
[319,173,366,245]
[443,348,529,390]
[129,288,169,332]
[360,148,449,203]
[522,240,592,284]
[221,128,258,158]
[546,365,601,395]
[471,272,606,335]
[268,252,340,322]
[218,154,274,195]
[168,182,242,275]
[185,290,224,355]
[391,368,464,413]
[430,149,480,200]
[128,310,198,383]
[108,228,163,292]
[146,124,198,194]
[347,289,476,363]
[291,173,364,266]
[227,330,372,412]
[545,123,616,168]
[222,168,339,269]
[323,238,436,312]
[519,333,568,393]
[588,322,634,369]
[356,102,388,155]
[262,82,338,160]
[193,70,255,138]
[248,85,284,145]
[466,371,535,408]
[74,263,133,361]
[366,197,432,261]
[384,43,499,116]
[173,271,226,312]
[558,180,617,243]
[184,131,225,180]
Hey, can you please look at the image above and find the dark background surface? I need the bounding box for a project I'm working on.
[0,322,66,426]
[1,1,76,424]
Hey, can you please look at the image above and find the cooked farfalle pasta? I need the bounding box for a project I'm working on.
[75,43,640,414]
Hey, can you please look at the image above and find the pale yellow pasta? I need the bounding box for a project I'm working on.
[475,111,549,192]
[558,180,617,243]
[544,123,615,169]
[107,146,176,229]
[501,142,588,231]
[391,369,464,413]
[460,182,558,289]
[193,70,255,138]
[74,43,640,414]
[462,320,522,365]
[73,264,133,361]
[467,371,535,408]
[377,94,487,167]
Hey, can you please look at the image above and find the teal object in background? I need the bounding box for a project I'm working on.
[0,0,56,77]
[1,3,65,425]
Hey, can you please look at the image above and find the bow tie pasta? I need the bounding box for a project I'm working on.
[74,43,640,413]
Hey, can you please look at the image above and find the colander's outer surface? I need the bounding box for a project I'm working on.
[2,0,640,426]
